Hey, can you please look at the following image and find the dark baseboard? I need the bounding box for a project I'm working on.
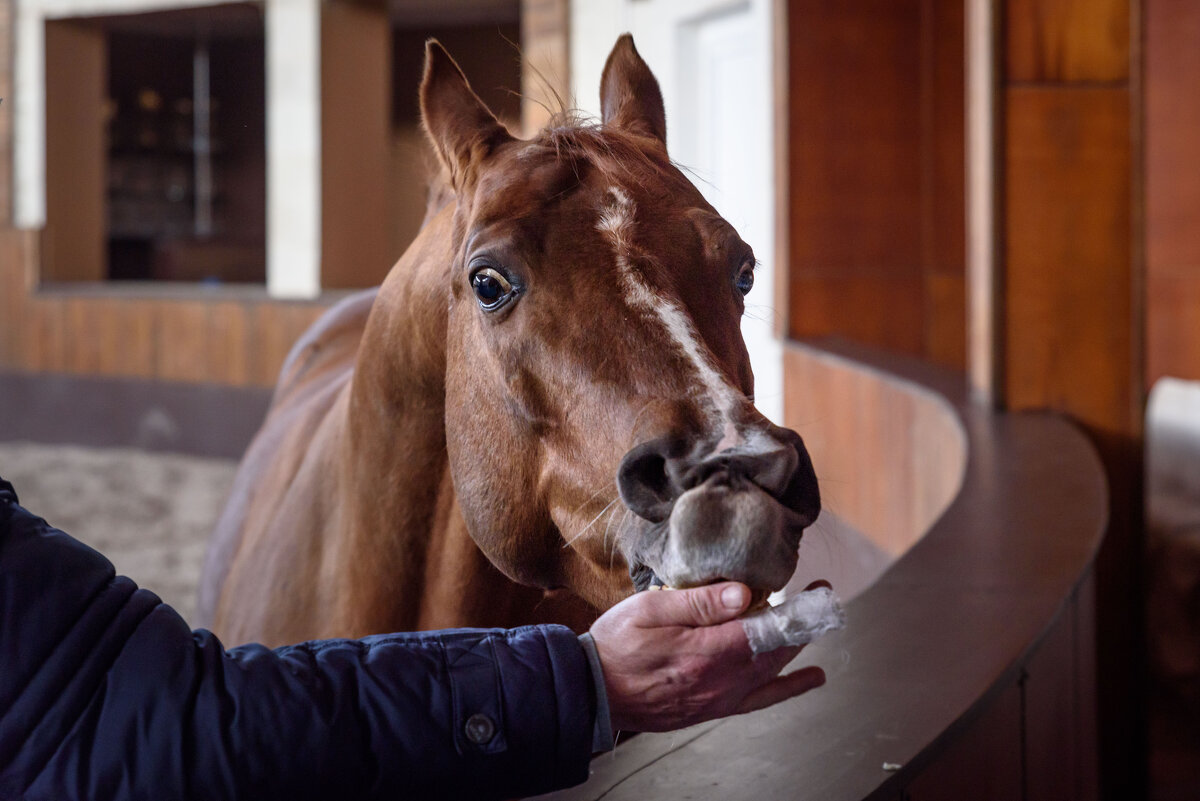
[0,371,273,460]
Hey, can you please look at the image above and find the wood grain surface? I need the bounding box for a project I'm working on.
[0,229,331,387]
[784,0,965,370]
[1146,0,1200,384]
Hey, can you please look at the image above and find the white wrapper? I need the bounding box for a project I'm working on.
[741,587,845,655]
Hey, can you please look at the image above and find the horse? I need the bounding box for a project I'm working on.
[197,35,821,648]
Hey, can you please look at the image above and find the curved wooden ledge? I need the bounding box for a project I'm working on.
[541,340,1107,801]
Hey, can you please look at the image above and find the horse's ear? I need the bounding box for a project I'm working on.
[420,40,513,191]
[600,34,667,147]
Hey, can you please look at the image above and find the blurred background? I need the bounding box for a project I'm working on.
[0,1,1196,799]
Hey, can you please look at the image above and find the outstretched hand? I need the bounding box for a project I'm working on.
[588,582,827,733]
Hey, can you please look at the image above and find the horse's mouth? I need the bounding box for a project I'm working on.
[625,477,813,611]
[635,565,773,611]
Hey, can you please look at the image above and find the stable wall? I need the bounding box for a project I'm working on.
[0,230,329,386]
[992,4,1143,795]
[42,20,104,282]
[784,0,966,371]
[783,342,965,557]
[320,1,391,290]
[1146,0,1200,386]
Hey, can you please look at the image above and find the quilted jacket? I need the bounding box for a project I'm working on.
[0,477,595,800]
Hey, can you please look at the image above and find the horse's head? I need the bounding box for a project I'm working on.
[422,35,820,612]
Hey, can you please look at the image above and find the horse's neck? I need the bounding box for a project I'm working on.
[327,212,458,634]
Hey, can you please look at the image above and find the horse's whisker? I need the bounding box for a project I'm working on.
[563,496,621,547]
[608,508,633,571]
[602,502,624,563]
[569,481,616,518]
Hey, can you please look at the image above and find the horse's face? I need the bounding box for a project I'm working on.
[422,36,820,611]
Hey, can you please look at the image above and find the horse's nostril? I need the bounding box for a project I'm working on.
[619,429,821,525]
[639,454,669,496]
[687,448,792,498]
[617,439,680,523]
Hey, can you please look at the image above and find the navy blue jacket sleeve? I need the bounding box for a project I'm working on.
[0,479,596,800]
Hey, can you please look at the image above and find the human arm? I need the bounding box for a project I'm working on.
[0,476,828,800]
[0,480,593,801]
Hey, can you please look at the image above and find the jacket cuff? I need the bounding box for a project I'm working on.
[577,631,614,753]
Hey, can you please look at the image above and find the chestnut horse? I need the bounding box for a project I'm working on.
[197,36,820,647]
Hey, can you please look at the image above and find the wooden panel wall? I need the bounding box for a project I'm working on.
[995,1,1144,797]
[0,230,329,386]
[1146,0,1200,385]
[785,0,965,370]
[1003,88,1133,426]
[1007,0,1130,81]
[320,1,392,290]
[43,21,106,282]
[782,343,966,557]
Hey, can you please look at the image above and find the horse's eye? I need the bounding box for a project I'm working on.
[470,266,515,310]
[735,263,755,296]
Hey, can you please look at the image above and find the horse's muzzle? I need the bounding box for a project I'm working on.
[617,424,821,593]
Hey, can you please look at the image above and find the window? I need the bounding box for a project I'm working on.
[44,4,265,284]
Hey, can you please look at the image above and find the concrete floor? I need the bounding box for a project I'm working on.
[0,441,235,625]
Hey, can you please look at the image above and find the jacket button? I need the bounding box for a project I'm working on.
[464,713,496,744]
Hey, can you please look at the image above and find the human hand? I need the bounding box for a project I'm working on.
[588,581,827,733]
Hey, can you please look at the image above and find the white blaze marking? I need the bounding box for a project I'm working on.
[596,186,743,432]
